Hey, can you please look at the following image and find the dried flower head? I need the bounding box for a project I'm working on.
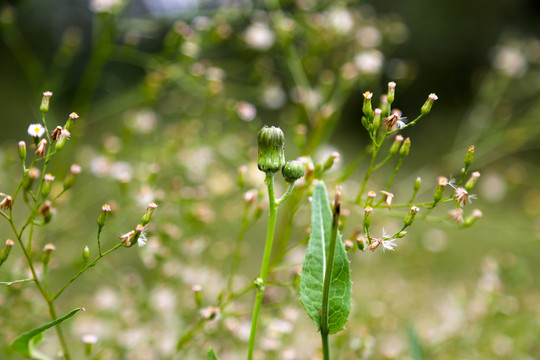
[448,208,464,224]
[35,139,47,157]
[0,195,13,210]
[380,191,394,209]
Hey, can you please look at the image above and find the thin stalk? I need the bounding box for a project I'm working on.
[247,173,278,360]
[51,243,122,301]
[320,190,341,360]
[355,145,380,204]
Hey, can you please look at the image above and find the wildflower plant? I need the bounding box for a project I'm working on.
[0,93,158,359]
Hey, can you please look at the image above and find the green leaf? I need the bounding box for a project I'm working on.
[207,347,219,360]
[299,181,351,334]
[10,308,84,359]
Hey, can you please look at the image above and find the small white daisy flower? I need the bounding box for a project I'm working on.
[28,124,45,138]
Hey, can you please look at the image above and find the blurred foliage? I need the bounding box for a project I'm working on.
[1,0,540,359]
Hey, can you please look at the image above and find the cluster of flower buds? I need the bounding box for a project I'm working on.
[257,126,305,183]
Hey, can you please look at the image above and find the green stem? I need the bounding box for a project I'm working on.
[355,145,380,204]
[247,173,278,360]
[320,192,340,360]
[51,243,122,301]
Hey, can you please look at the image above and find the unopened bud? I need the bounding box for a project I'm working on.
[363,206,373,229]
[81,334,98,356]
[399,137,411,158]
[40,91,53,115]
[64,112,79,132]
[41,243,56,267]
[389,135,404,156]
[141,202,158,226]
[237,165,247,188]
[403,206,419,227]
[63,164,82,191]
[82,245,90,264]
[464,145,474,168]
[254,277,264,290]
[433,176,448,205]
[323,152,340,172]
[18,141,26,163]
[387,82,396,104]
[414,177,422,192]
[362,91,374,122]
[464,209,482,227]
[41,173,55,198]
[243,189,258,204]
[97,204,112,228]
[282,160,305,183]
[257,126,285,174]
[421,93,438,115]
[372,108,382,130]
[396,231,407,238]
[192,284,203,308]
[356,237,365,251]
[23,167,41,191]
[0,239,15,266]
[465,171,481,192]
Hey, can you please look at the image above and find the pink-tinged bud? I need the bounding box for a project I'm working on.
[64,112,79,132]
[464,209,483,227]
[192,284,202,307]
[40,91,53,114]
[465,171,481,192]
[63,164,82,191]
[399,137,411,158]
[366,190,376,207]
[237,165,248,187]
[243,189,258,204]
[23,167,41,191]
[362,91,374,122]
[141,202,158,225]
[18,141,26,163]
[0,239,15,266]
[433,176,448,205]
[404,206,419,227]
[41,174,55,198]
[363,206,373,229]
[41,243,56,266]
[389,135,404,156]
[387,81,396,104]
[373,108,382,129]
[97,204,112,227]
[81,334,98,356]
[448,208,464,224]
[421,93,438,115]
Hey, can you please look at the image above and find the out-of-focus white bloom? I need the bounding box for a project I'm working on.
[354,49,384,74]
[90,0,122,13]
[262,85,287,109]
[328,8,354,35]
[291,87,322,109]
[111,161,133,183]
[206,67,226,82]
[492,46,527,78]
[356,26,382,48]
[90,156,112,177]
[244,22,275,51]
[28,124,45,138]
[81,334,98,344]
[181,41,200,58]
[126,109,157,134]
[236,101,257,122]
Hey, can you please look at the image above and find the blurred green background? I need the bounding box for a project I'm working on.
[1,0,540,359]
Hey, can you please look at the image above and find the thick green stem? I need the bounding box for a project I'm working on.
[247,173,278,360]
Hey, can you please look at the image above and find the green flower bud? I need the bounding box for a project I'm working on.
[40,200,53,224]
[421,93,438,115]
[403,206,419,227]
[63,164,81,191]
[362,91,374,122]
[399,137,411,158]
[464,209,482,227]
[356,237,365,251]
[323,152,340,172]
[372,108,382,131]
[366,191,376,207]
[141,202,158,226]
[389,135,404,156]
[97,204,112,228]
[464,145,474,168]
[465,171,481,192]
[41,243,56,267]
[23,167,41,191]
[396,231,407,238]
[18,141,26,164]
[0,239,15,267]
[192,285,203,308]
[387,82,396,105]
[361,116,369,130]
[433,176,449,205]
[282,160,305,182]
[40,91,53,115]
[363,206,373,230]
[64,112,79,132]
[237,165,247,188]
[257,126,285,174]
[82,246,90,265]
[41,174,54,199]
[414,177,422,192]
[254,277,264,290]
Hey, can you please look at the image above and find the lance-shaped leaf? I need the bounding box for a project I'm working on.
[207,347,219,360]
[10,308,84,359]
[299,182,351,334]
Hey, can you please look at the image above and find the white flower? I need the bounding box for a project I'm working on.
[328,8,354,35]
[381,238,398,252]
[236,102,257,122]
[396,117,407,129]
[354,49,384,75]
[90,0,122,13]
[28,124,45,137]
[244,22,275,51]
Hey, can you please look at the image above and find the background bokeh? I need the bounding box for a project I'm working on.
[1,0,540,359]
